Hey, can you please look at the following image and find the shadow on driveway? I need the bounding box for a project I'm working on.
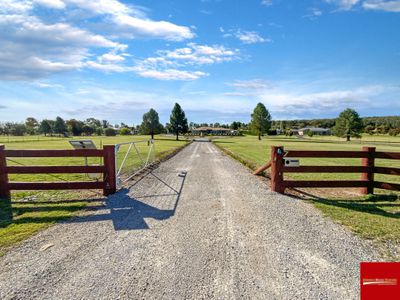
[70,169,187,230]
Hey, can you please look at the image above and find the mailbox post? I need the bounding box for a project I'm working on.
[271,146,285,193]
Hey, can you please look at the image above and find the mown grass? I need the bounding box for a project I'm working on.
[214,135,400,185]
[0,190,103,257]
[309,195,399,242]
[214,135,400,259]
[0,135,189,255]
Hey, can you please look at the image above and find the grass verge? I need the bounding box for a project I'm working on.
[0,190,104,257]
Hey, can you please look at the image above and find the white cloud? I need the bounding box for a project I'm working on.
[224,82,384,117]
[228,79,270,90]
[363,1,400,12]
[0,0,195,80]
[0,0,32,13]
[14,20,123,49]
[112,14,194,41]
[325,0,360,10]
[261,0,273,6]
[0,15,126,80]
[63,0,130,15]
[326,0,400,13]
[133,43,239,80]
[34,0,66,9]
[304,8,323,19]
[134,68,208,81]
[99,52,125,63]
[86,61,132,73]
[145,44,239,66]
[261,89,371,114]
[33,82,64,88]
[51,0,195,41]
[235,30,271,44]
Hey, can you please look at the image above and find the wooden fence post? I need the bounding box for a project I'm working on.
[271,146,285,193]
[0,145,10,199]
[103,145,116,196]
[360,146,375,195]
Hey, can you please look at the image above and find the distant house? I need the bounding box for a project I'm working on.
[298,127,331,136]
[191,127,238,136]
[289,129,299,135]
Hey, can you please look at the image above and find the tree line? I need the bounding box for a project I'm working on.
[248,104,400,141]
[1,101,399,141]
[271,115,400,136]
[0,103,189,141]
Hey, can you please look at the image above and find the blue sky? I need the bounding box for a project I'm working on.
[0,0,399,125]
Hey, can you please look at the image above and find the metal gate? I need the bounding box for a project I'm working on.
[115,139,155,189]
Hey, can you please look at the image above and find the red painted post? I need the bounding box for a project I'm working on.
[0,145,10,199]
[103,145,117,196]
[360,146,375,195]
[271,146,285,193]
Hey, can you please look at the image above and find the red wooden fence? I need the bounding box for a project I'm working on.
[0,145,117,199]
[269,146,400,194]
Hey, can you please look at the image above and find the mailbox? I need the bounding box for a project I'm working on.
[284,157,300,167]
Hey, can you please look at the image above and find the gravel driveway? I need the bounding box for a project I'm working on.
[0,141,379,299]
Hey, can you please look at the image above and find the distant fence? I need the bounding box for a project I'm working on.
[266,146,400,194]
[0,145,117,199]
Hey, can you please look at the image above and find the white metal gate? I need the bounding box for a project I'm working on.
[115,139,155,189]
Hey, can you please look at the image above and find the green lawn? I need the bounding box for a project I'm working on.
[0,134,189,255]
[302,134,400,145]
[214,135,400,259]
[214,135,400,184]
[0,190,103,257]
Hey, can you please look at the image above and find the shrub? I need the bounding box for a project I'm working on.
[95,127,104,136]
[119,128,131,135]
[388,128,400,136]
[105,128,117,136]
[285,129,293,136]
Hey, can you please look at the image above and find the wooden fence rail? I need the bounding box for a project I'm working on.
[268,146,400,194]
[0,144,117,199]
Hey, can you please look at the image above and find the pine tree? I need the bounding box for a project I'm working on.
[250,103,272,140]
[140,108,162,139]
[333,108,364,141]
[170,103,188,141]
[39,120,52,136]
[54,116,67,136]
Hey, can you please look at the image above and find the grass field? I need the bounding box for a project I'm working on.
[303,134,400,145]
[0,134,189,255]
[214,135,400,259]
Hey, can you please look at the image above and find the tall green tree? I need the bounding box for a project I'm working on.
[67,119,84,136]
[82,124,95,136]
[54,116,67,136]
[85,118,101,129]
[140,108,163,139]
[102,120,110,128]
[25,117,39,135]
[39,120,52,136]
[250,103,272,140]
[333,108,364,141]
[169,103,188,141]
